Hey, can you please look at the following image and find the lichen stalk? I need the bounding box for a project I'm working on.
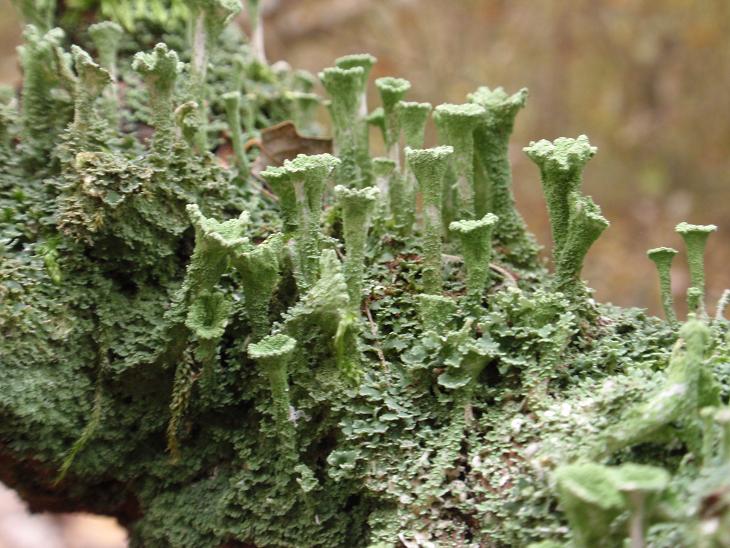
[231,233,283,341]
[283,153,340,290]
[132,43,182,159]
[375,77,411,167]
[395,101,431,232]
[88,21,123,126]
[261,165,297,235]
[248,334,298,460]
[406,145,453,294]
[449,213,498,309]
[336,53,377,186]
[524,135,597,260]
[246,0,267,64]
[320,66,365,187]
[675,222,717,317]
[334,185,379,313]
[468,87,537,263]
[554,192,609,294]
[18,26,67,165]
[222,91,250,179]
[433,103,485,219]
[70,46,111,147]
[189,0,242,152]
[647,247,678,324]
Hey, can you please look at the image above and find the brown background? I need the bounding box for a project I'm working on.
[0,0,728,544]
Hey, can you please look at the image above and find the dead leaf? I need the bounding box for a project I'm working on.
[246,121,332,178]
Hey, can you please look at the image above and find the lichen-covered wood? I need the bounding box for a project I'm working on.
[1,2,729,547]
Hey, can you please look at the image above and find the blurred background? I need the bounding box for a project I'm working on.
[1,0,728,545]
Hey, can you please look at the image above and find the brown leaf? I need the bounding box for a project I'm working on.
[247,121,332,178]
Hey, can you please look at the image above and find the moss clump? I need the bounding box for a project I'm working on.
[1,3,729,547]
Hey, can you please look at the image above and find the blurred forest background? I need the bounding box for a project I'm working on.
[0,0,728,543]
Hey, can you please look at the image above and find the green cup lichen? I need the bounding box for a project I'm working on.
[88,21,123,125]
[524,135,597,259]
[554,192,609,294]
[375,76,411,166]
[248,333,298,459]
[647,247,678,323]
[676,222,717,316]
[406,145,454,294]
[468,86,538,264]
[320,66,365,187]
[231,233,284,342]
[282,153,341,289]
[70,45,111,145]
[334,185,380,313]
[335,53,377,186]
[433,102,485,219]
[189,0,242,151]
[449,213,498,309]
[222,91,250,178]
[132,43,182,159]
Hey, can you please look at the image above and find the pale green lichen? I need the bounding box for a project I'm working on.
[88,21,123,126]
[449,212,498,309]
[12,0,56,32]
[394,101,432,231]
[222,91,250,178]
[335,53,377,185]
[434,102,485,219]
[282,153,340,289]
[248,333,298,460]
[647,247,678,324]
[554,192,609,294]
[132,43,182,158]
[524,135,597,259]
[334,185,380,313]
[676,222,717,316]
[469,86,538,264]
[2,9,729,548]
[189,0,242,151]
[406,145,454,294]
[319,66,365,187]
[375,76,411,165]
[246,0,266,64]
[231,233,283,341]
[417,293,458,333]
[70,46,111,145]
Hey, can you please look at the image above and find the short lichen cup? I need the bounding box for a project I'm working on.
[406,145,454,294]
[280,153,341,290]
[449,213,498,309]
[417,294,457,333]
[647,247,678,323]
[248,333,298,459]
[222,91,250,178]
[231,234,284,342]
[184,204,250,302]
[675,222,717,316]
[554,192,609,295]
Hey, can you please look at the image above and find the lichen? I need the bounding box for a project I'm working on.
[1,4,728,548]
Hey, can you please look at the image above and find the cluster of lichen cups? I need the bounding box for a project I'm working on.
[8,4,730,544]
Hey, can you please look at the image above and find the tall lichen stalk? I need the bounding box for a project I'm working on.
[1,4,728,548]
